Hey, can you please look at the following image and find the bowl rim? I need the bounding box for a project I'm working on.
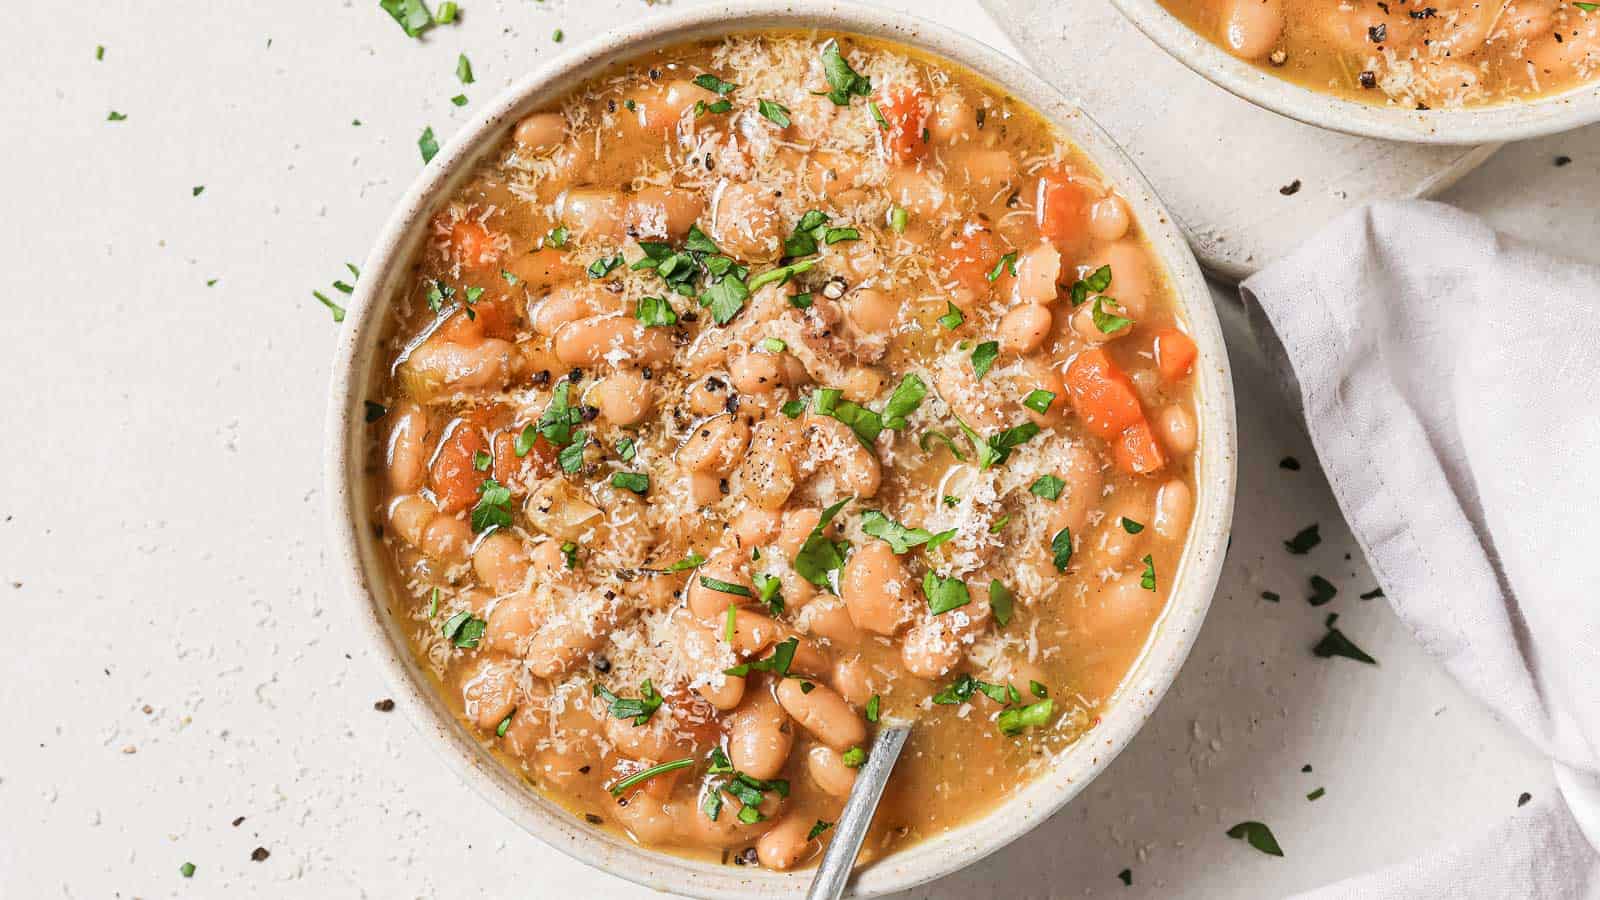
[322,2,1238,896]
[1110,0,1600,144]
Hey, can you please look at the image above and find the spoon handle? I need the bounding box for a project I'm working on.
[805,723,912,900]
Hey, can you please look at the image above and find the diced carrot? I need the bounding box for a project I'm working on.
[1064,348,1145,443]
[1112,420,1167,475]
[1154,328,1198,382]
[1036,169,1091,250]
[431,423,489,514]
[874,86,932,163]
[940,220,1004,297]
[492,429,557,487]
[450,220,501,270]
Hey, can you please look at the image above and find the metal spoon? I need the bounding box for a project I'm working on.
[805,722,912,900]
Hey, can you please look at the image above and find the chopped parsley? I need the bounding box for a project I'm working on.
[814,388,882,447]
[587,254,624,279]
[379,0,433,37]
[922,571,971,615]
[819,40,872,106]
[919,429,967,461]
[792,497,852,590]
[1140,554,1157,590]
[1225,821,1284,857]
[937,301,965,330]
[456,53,474,84]
[1313,613,1376,664]
[664,553,705,573]
[881,374,927,430]
[860,510,951,554]
[434,1,458,23]
[807,820,834,840]
[997,698,1054,735]
[1030,680,1048,698]
[970,341,1000,380]
[1030,474,1065,501]
[758,99,792,127]
[635,295,678,327]
[865,694,881,723]
[780,399,806,419]
[841,746,866,768]
[107,110,128,122]
[783,209,831,257]
[96,45,105,61]
[1577,1,1597,10]
[1050,527,1073,571]
[418,126,439,163]
[559,541,580,570]
[1307,787,1325,802]
[441,610,486,648]
[693,73,737,95]
[313,290,346,322]
[989,579,1014,626]
[1119,869,1133,886]
[191,185,205,197]
[558,434,587,473]
[610,471,649,494]
[1068,264,1113,306]
[450,94,468,107]
[593,679,664,726]
[179,862,196,878]
[1022,389,1056,414]
[471,449,492,472]
[752,573,784,615]
[1284,523,1321,554]
[616,437,636,462]
[889,206,908,233]
[1121,517,1145,534]
[932,672,1018,706]
[545,224,569,248]
[1308,574,1337,606]
[724,636,799,677]
[699,576,752,598]
[533,380,583,447]
[470,478,513,532]
[959,419,1041,470]
[608,756,692,796]
[694,98,732,116]
[495,712,513,737]
[1091,296,1133,334]
[758,337,787,353]
[987,250,1019,282]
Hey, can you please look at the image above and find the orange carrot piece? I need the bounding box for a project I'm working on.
[1154,328,1198,382]
[874,86,931,163]
[431,423,489,514]
[450,220,501,270]
[492,429,557,486]
[1064,348,1145,442]
[1112,420,1167,475]
[940,220,1004,297]
[1036,170,1091,249]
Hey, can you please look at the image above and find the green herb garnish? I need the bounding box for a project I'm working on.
[758,99,792,127]
[1091,297,1133,334]
[1022,389,1056,414]
[1140,554,1156,590]
[819,40,872,106]
[608,757,692,796]
[693,73,737,95]
[1030,474,1065,501]
[997,698,1054,736]
[970,341,1000,380]
[792,497,852,590]
[699,576,752,598]
[441,610,486,648]
[635,295,678,327]
[922,571,971,615]
[1284,523,1321,554]
[593,679,665,726]
[470,478,513,532]
[989,579,1014,626]
[418,126,439,163]
[1225,821,1284,857]
[937,301,964,330]
[1050,527,1073,571]
[1313,613,1376,664]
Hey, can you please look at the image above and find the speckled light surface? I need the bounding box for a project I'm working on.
[0,0,1582,897]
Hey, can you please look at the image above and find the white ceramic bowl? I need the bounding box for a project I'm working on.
[1113,0,1600,143]
[323,3,1237,896]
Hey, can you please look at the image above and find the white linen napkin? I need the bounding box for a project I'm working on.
[1241,200,1600,898]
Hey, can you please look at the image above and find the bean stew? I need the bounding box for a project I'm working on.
[363,31,1202,872]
